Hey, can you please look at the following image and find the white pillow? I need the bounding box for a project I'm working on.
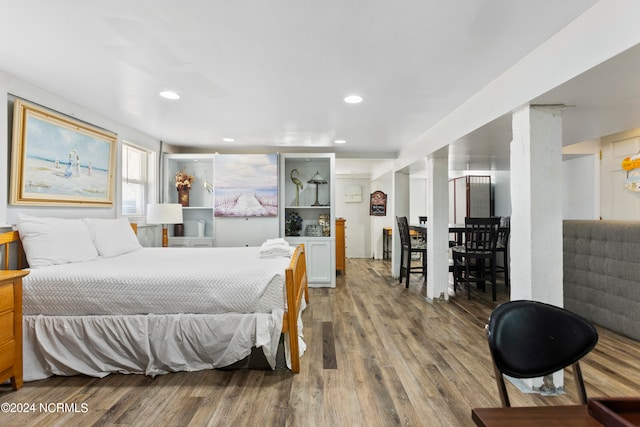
[17,213,99,268]
[83,218,142,257]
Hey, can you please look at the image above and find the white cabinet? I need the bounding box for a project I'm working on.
[285,237,335,285]
[280,153,335,287]
[163,154,215,246]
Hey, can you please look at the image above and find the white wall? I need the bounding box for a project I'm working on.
[562,154,600,219]
[493,170,512,217]
[410,177,427,223]
[335,177,371,258]
[214,217,279,247]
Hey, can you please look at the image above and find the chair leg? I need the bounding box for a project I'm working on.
[503,249,509,288]
[399,249,404,283]
[452,253,460,292]
[465,257,472,300]
[405,250,410,288]
[422,251,427,283]
[491,258,497,301]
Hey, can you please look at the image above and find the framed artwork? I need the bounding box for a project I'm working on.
[214,153,278,217]
[10,99,117,207]
[370,190,387,216]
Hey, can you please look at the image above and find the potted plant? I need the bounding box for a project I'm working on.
[285,211,303,236]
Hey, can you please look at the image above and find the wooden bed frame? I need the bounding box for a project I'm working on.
[0,228,308,375]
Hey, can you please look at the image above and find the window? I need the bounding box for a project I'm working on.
[122,142,151,216]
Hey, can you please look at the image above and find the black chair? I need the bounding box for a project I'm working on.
[495,217,510,287]
[417,216,428,242]
[451,217,500,300]
[486,300,599,407]
[396,216,427,288]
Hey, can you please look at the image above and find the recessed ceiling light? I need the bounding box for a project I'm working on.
[344,94,363,104]
[159,90,180,100]
[222,138,235,142]
[334,139,347,144]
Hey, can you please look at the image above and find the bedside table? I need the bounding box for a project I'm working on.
[0,270,29,390]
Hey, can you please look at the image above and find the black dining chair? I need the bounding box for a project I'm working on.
[396,216,427,288]
[485,300,599,407]
[451,216,500,300]
[495,216,510,287]
[417,216,428,242]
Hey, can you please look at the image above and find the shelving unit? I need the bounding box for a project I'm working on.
[280,153,336,287]
[163,154,216,247]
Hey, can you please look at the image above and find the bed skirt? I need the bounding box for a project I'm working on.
[22,308,306,382]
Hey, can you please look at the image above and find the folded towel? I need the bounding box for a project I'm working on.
[259,239,295,258]
[260,238,288,249]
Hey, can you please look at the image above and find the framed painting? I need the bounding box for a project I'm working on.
[10,99,117,207]
[214,153,278,217]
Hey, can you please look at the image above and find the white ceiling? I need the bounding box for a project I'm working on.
[4,0,635,175]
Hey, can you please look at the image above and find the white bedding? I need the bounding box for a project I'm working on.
[23,247,290,315]
[21,246,305,381]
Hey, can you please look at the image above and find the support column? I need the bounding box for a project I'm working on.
[510,104,564,391]
[426,148,449,301]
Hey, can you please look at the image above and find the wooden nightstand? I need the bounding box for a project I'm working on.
[0,270,29,390]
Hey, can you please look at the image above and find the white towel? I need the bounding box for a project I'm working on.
[259,239,294,258]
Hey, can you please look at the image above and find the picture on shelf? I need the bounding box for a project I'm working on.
[214,154,278,217]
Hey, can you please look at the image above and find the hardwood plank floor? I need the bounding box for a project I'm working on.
[1,258,639,426]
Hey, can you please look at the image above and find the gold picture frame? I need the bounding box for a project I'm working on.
[10,99,117,207]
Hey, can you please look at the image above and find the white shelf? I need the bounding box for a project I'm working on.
[163,154,216,242]
[280,153,336,287]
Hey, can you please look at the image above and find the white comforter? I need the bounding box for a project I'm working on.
[23,246,290,315]
[21,247,304,381]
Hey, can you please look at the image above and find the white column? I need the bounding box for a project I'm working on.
[510,105,563,304]
[510,104,564,390]
[426,148,450,301]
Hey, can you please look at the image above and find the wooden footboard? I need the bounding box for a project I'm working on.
[282,244,308,373]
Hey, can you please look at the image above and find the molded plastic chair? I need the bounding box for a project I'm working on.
[396,216,427,288]
[486,300,599,407]
[452,217,500,300]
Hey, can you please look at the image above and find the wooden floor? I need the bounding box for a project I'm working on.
[2,258,639,427]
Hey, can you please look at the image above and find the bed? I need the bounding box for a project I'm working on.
[0,215,308,382]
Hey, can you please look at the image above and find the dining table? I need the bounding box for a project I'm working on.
[409,223,468,245]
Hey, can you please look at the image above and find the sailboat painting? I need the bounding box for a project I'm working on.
[10,99,117,206]
[214,154,278,217]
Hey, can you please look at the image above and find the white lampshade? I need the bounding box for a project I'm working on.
[146,203,183,224]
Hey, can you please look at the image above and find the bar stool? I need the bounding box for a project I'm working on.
[396,216,427,288]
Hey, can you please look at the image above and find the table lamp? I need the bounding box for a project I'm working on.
[307,171,328,206]
[147,203,183,247]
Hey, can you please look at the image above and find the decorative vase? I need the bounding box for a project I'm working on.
[178,188,190,207]
[174,223,184,237]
